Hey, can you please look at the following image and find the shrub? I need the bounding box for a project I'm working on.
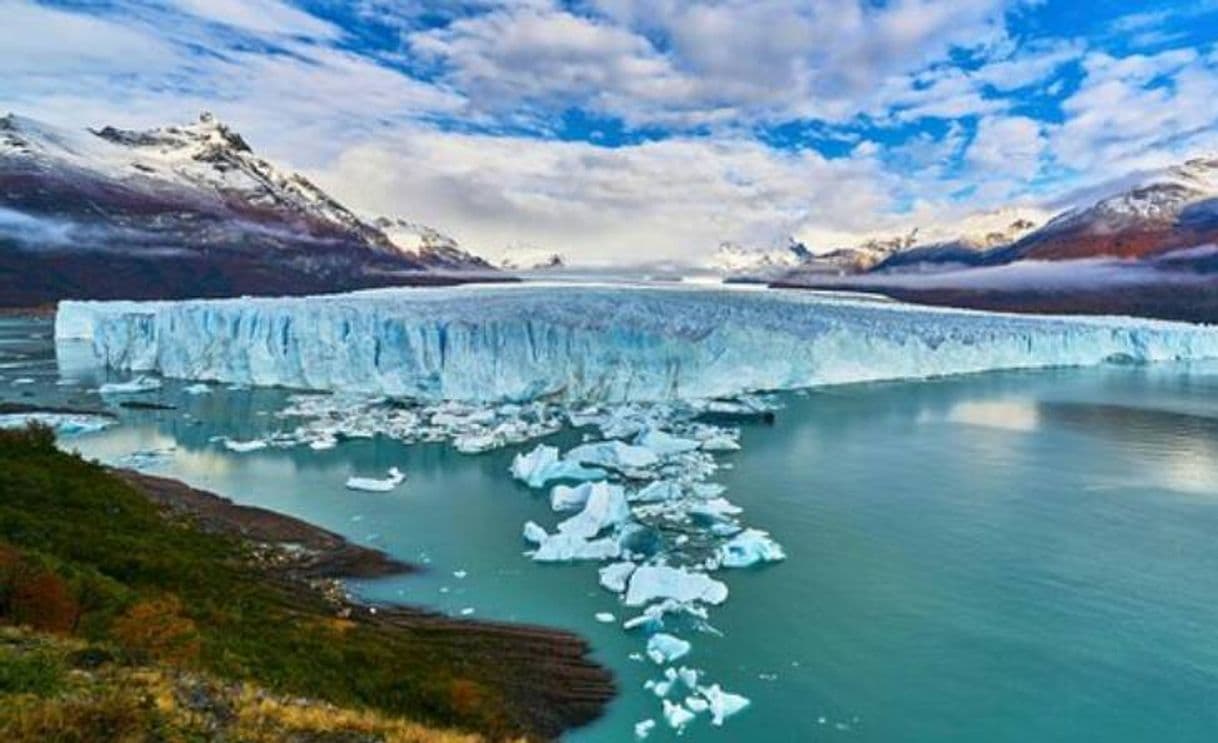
[111,595,200,666]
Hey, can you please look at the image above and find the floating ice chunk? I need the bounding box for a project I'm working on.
[460,607,475,616]
[595,612,616,623]
[685,696,710,714]
[565,440,659,471]
[454,431,500,453]
[345,467,406,492]
[556,483,630,538]
[11,377,34,385]
[522,520,548,545]
[647,633,692,664]
[630,480,682,503]
[677,667,700,690]
[453,570,467,579]
[625,566,729,607]
[532,532,621,562]
[636,428,701,456]
[511,444,558,485]
[662,700,696,730]
[690,482,727,499]
[223,438,268,453]
[98,376,161,394]
[689,497,742,520]
[309,437,337,451]
[599,561,637,593]
[700,434,741,452]
[634,719,656,739]
[184,383,211,395]
[0,412,114,436]
[511,444,607,488]
[550,481,599,511]
[699,684,751,725]
[719,529,786,568]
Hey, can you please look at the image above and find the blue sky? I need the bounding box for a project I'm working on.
[3,0,1217,262]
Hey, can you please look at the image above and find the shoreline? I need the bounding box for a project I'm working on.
[110,467,616,739]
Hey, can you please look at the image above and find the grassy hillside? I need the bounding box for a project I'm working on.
[0,425,602,741]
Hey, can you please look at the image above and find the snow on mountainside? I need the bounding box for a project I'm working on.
[708,239,811,278]
[0,112,494,305]
[497,247,566,271]
[371,217,492,271]
[994,157,1218,262]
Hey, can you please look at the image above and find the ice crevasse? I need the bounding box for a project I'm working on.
[55,284,1218,403]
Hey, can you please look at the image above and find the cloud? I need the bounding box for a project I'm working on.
[312,127,902,262]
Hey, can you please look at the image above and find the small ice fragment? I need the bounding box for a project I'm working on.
[565,440,660,470]
[634,719,656,739]
[718,529,787,568]
[98,376,161,394]
[677,667,699,689]
[630,480,681,503]
[453,570,467,579]
[685,696,710,714]
[11,377,34,385]
[595,612,616,623]
[699,684,750,725]
[598,561,637,593]
[459,607,474,616]
[223,438,268,453]
[522,520,548,545]
[635,428,701,456]
[345,467,406,492]
[184,383,211,395]
[700,434,741,451]
[662,700,696,730]
[647,633,691,664]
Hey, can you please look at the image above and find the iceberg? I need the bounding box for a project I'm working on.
[556,483,630,539]
[599,561,637,593]
[630,480,682,503]
[345,467,405,492]
[510,444,607,488]
[636,428,701,456]
[699,684,750,725]
[58,285,1218,404]
[719,528,786,568]
[531,531,621,562]
[634,719,656,739]
[646,633,692,664]
[550,481,611,512]
[565,440,660,471]
[98,375,161,394]
[625,566,729,607]
[522,520,548,545]
[223,438,268,453]
[662,700,696,730]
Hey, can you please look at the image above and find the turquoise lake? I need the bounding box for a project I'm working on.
[4,314,1218,741]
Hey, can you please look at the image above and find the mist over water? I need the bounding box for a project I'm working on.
[7,315,1218,741]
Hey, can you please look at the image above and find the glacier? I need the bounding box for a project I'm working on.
[54,284,1218,403]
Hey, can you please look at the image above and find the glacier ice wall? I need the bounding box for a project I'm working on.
[55,284,1218,402]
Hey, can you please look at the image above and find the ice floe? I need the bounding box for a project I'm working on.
[345,467,405,492]
[625,566,729,607]
[97,375,161,394]
[646,633,692,664]
[719,529,786,568]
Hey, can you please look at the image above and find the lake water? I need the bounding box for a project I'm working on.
[5,313,1218,741]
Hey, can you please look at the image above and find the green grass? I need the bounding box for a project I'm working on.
[0,425,523,739]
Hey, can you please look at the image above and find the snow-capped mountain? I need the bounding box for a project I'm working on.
[371,217,491,271]
[708,238,811,278]
[0,112,493,304]
[497,247,566,271]
[991,157,1218,263]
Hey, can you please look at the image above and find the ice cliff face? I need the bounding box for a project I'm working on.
[56,285,1218,403]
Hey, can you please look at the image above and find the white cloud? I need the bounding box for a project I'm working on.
[167,0,340,37]
[312,128,902,262]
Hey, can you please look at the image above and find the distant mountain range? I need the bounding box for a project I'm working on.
[715,157,1218,283]
[0,113,495,305]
